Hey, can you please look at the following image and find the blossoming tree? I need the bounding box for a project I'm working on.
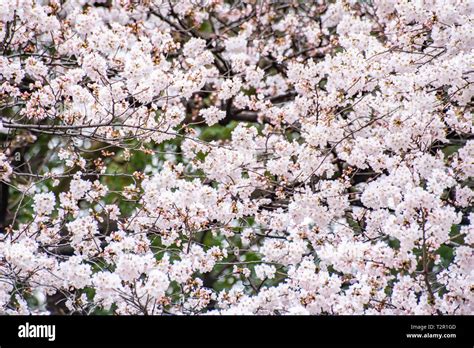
[0,0,472,315]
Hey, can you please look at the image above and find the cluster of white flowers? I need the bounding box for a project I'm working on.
[199,106,226,126]
[33,192,56,217]
[0,0,472,315]
[0,153,12,181]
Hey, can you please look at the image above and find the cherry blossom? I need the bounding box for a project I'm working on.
[0,0,472,316]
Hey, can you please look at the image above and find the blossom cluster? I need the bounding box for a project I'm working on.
[0,0,472,315]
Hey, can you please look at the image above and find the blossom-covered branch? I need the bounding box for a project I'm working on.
[0,0,472,315]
